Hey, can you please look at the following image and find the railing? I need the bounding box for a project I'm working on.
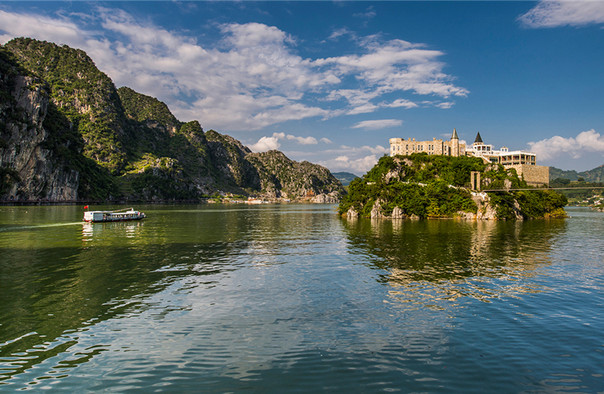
[481,186,604,192]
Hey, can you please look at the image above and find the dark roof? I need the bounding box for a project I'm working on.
[474,132,483,143]
[451,128,458,139]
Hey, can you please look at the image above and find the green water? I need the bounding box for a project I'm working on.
[0,204,602,391]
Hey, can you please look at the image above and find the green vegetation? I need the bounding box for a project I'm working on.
[339,154,567,220]
[5,38,128,173]
[118,87,181,130]
[340,154,482,218]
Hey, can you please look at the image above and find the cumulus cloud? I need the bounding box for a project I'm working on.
[0,10,84,45]
[519,1,604,28]
[320,154,381,174]
[528,129,604,160]
[308,144,389,173]
[250,132,285,152]
[286,134,318,145]
[250,132,324,152]
[352,119,403,130]
[0,8,466,131]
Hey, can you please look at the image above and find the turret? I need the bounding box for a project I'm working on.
[452,128,459,140]
[451,128,459,157]
[474,132,483,144]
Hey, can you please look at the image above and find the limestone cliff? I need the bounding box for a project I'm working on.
[0,38,344,202]
[0,52,80,200]
[246,150,343,201]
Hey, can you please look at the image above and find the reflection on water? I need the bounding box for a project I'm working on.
[82,221,144,241]
[0,205,602,392]
[342,218,566,308]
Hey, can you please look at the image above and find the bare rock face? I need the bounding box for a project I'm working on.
[370,200,383,218]
[312,192,340,204]
[1,71,79,201]
[13,76,47,124]
[473,192,497,220]
[346,207,359,219]
[457,211,477,220]
[503,179,512,191]
[391,206,405,219]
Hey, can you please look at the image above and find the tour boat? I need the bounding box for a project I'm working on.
[83,208,146,223]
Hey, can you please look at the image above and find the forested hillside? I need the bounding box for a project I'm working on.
[340,154,567,220]
[0,38,344,202]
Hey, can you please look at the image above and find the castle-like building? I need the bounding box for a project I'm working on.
[389,129,549,186]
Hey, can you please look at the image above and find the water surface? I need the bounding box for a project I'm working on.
[0,204,602,391]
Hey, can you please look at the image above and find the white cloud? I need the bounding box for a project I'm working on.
[286,135,318,145]
[308,144,389,173]
[435,101,454,109]
[250,132,284,152]
[250,132,324,152]
[528,129,604,160]
[320,137,332,144]
[0,8,467,132]
[352,119,403,130]
[320,154,380,174]
[0,10,84,45]
[383,99,419,109]
[325,145,389,156]
[519,1,604,28]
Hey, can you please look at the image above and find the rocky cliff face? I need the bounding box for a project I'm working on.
[247,150,342,201]
[0,52,79,201]
[0,38,344,202]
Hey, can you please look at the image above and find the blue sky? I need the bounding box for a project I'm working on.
[1,1,604,174]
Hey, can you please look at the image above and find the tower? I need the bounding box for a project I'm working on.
[474,132,483,145]
[451,128,459,157]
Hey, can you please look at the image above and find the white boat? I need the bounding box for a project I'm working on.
[83,208,146,223]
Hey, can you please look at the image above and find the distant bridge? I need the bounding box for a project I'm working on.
[481,186,604,192]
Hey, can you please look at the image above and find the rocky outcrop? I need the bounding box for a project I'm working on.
[312,192,341,203]
[339,154,567,220]
[472,192,496,220]
[346,207,359,219]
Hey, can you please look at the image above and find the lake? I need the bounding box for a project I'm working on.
[0,204,602,392]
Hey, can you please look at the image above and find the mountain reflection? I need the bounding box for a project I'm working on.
[341,218,566,307]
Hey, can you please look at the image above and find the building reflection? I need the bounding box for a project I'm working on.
[342,217,566,308]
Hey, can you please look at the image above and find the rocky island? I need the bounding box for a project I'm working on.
[0,38,344,203]
[339,154,568,220]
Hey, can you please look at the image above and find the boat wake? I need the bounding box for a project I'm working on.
[0,222,83,233]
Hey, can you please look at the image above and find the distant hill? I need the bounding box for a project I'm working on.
[333,172,359,186]
[550,164,604,182]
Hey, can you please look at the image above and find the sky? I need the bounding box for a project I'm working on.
[1,1,604,174]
